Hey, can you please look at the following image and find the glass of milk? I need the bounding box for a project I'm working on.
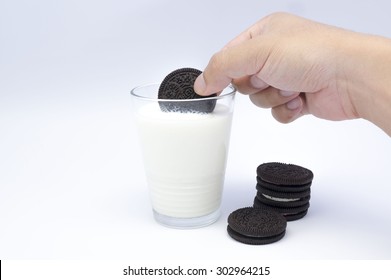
[131,83,235,228]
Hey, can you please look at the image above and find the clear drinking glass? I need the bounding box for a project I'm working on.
[131,83,235,228]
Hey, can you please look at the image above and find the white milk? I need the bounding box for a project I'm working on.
[135,103,233,218]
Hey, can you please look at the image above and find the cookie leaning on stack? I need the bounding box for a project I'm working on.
[227,207,287,245]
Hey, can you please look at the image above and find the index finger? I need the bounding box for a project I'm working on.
[194,35,274,96]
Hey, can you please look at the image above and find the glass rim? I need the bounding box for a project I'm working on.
[130,83,236,102]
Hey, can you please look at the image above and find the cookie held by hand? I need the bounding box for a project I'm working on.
[158,68,216,113]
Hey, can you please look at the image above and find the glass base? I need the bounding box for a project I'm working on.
[153,208,221,229]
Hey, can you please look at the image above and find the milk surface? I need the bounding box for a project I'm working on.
[136,103,233,218]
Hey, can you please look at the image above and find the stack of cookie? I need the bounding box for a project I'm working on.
[253,162,313,221]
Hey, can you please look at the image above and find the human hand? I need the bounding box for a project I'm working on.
[194,13,361,124]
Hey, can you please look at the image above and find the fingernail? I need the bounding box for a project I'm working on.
[194,74,206,95]
[286,97,301,110]
[280,90,297,97]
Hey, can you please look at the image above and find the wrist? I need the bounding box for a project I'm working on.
[337,32,391,135]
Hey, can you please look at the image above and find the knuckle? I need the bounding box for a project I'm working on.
[208,51,226,73]
[249,93,268,109]
[271,106,298,123]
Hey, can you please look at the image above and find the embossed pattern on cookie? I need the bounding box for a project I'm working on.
[227,207,286,245]
[158,68,216,113]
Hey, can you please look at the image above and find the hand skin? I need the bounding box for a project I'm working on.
[194,12,391,137]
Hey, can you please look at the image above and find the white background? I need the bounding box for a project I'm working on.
[1,0,391,260]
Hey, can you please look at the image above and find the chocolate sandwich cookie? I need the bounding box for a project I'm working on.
[158,68,216,113]
[253,197,310,222]
[256,191,311,208]
[256,184,311,200]
[257,162,314,186]
[227,207,287,245]
[284,210,309,221]
[257,177,312,193]
[253,197,310,214]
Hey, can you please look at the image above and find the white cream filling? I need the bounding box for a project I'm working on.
[263,194,300,202]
